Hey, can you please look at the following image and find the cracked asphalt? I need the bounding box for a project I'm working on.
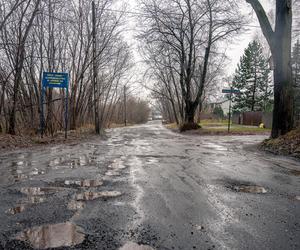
[0,121,299,250]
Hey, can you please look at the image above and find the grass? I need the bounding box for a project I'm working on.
[166,120,271,135]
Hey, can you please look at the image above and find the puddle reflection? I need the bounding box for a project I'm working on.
[7,205,26,215]
[233,185,267,194]
[67,200,85,211]
[105,170,120,176]
[64,179,103,187]
[76,191,122,201]
[48,155,90,168]
[120,242,154,250]
[16,222,85,249]
[20,187,59,196]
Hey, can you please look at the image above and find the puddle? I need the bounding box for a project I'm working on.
[105,170,120,176]
[290,170,300,176]
[64,179,103,187]
[24,196,46,204]
[20,187,59,196]
[76,191,122,201]
[6,205,26,215]
[15,222,85,249]
[67,200,85,211]
[30,168,45,176]
[109,159,127,169]
[120,242,154,250]
[233,185,267,194]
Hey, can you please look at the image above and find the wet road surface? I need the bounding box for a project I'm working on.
[0,121,299,250]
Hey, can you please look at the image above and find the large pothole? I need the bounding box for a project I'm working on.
[119,242,155,250]
[15,222,85,249]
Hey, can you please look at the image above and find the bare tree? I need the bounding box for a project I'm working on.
[140,0,243,128]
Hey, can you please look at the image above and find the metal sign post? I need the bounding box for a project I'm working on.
[222,87,240,133]
[41,72,69,139]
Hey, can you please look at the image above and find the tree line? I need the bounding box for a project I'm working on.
[0,0,149,136]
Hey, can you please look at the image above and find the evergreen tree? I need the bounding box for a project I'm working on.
[292,40,300,122]
[232,40,272,113]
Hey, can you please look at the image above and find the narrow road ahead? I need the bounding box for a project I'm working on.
[0,121,299,250]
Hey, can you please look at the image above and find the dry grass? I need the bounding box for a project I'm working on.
[165,121,270,135]
[0,127,97,152]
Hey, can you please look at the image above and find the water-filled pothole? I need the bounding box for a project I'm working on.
[120,242,154,250]
[76,191,122,201]
[24,196,46,204]
[15,222,85,249]
[6,205,26,215]
[64,179,103,187]
[233,185,267,194]
[290,170,300,176]
[105,170,120,176]
[20,187,59,196]
[67,200,85,211]
[109,160,127,169]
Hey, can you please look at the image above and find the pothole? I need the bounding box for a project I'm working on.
[119,242,155,250]
[290,170,300,176]
[6,205,26,215]
[64,179,103,187]
[20,187,59,196]
[76,191,122,201]
[15,222,85,249]
[233,185,267,194]
[109,160,127,169]
[67,200,85,211]
[105,170,120,176]
[24,196,46,204]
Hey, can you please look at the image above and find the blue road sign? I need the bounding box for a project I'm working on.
[222,88,240,94]
[42,72,69,88]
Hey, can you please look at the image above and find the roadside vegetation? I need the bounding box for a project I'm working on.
[166,120,270,135]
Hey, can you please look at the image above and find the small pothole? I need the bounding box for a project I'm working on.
[233,185,267,194]
[76,191,122,201]
[6,205,26,215]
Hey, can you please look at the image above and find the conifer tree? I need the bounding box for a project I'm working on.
[232,40,272,112]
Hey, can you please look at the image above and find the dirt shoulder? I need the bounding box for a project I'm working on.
[0,130,101,153]
[261,128,300,159]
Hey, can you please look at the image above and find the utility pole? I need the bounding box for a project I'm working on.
[124,85,127,126]
[92,1,100,134]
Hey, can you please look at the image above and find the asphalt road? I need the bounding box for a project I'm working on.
[0,121,299,250]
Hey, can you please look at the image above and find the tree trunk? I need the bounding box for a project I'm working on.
[184,101,196,123]
[246,0,294,138]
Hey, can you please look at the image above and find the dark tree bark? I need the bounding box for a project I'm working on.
[8,0,41,135]
[246,0,294,138]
